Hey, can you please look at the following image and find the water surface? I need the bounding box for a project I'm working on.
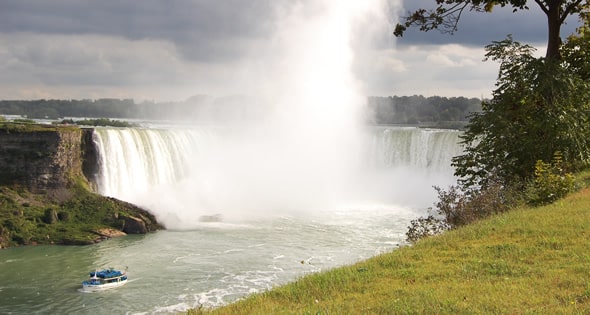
[0,207,414,314]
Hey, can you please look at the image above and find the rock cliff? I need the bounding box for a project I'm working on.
[0,124,83,193]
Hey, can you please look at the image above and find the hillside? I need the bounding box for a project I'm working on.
[190,172,590,314]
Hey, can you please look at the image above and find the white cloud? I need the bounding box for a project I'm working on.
[0,32,246,101]
[425,44,480,67]
[0,0,533,101]
[426,54,458,67]
[367,44,498,98]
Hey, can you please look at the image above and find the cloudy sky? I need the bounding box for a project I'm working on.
[0,0,580,101]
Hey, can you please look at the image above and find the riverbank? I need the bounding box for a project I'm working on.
[189,172,590,314]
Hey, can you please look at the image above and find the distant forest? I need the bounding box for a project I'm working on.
[0,95,482,127]
[367,95,481,127]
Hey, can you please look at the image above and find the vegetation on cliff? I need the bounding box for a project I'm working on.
[57,118,138,128]
[0,184,162,248]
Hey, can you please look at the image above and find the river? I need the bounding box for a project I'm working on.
[0,126,461,314]
[1,206,415,314]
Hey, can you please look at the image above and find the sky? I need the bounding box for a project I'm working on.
[0,0,581,102]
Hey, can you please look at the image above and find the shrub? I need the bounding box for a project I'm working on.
[525,152,576,206]
[406,178,519,243]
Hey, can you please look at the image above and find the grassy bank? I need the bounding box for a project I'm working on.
[190,174,590,314]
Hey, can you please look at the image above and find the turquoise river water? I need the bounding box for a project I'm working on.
[1,208,415,314]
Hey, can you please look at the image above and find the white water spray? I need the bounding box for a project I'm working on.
[91,1,463,229]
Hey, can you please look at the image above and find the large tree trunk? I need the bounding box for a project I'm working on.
[546,2,563,60]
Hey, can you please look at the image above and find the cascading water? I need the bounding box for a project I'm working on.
[92,125,463,229]
[371,126,462,171]
[93,128,206,201]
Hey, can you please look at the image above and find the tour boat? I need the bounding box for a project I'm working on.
[81,267,128,292]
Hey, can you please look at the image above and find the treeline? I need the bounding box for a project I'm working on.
[0,96,263,122]
[0,95,482,126]
[367,95,482,127]
[0,98,167,120]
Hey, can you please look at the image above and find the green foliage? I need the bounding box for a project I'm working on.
[452,36,590,191]
[367,95,481,126]
[525,152,576,206]
[406,179,519,243]
[0,121,77,133]
[12,118,36,124]
[562,5,590,80]
[0,182,162,248]
[0,98,136,119]
[60,118,138,127]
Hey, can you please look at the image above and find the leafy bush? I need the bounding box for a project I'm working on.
[406,179,519,243]
[525,152,576,206]
[452,37,590,192]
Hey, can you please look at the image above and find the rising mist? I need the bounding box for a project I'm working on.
[93,1,461,229]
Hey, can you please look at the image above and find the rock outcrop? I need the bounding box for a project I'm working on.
[0,123,164,248]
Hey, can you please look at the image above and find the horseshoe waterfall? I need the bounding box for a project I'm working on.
[91,126,462,229]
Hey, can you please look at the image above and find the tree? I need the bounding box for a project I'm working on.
[394,0,588,60]
[451,36,590,190]
[402,4,590,243]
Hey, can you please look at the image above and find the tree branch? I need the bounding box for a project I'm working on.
[560,0,584,24]
[534,0,550,14]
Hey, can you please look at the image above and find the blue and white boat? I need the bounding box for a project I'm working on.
[81,267,128,292]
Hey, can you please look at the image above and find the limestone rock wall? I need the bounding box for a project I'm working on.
[0,125,86,193]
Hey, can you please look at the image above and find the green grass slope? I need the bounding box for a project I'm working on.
[191,174,590,314]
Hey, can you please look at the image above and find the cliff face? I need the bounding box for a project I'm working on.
[0,125,84,193]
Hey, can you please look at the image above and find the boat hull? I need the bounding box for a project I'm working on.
[81,268,128,292]
[81,278,128,292]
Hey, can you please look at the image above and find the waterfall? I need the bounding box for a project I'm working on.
[371,127,462,171]
[92,126,463,228]
[93,128,214,202]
